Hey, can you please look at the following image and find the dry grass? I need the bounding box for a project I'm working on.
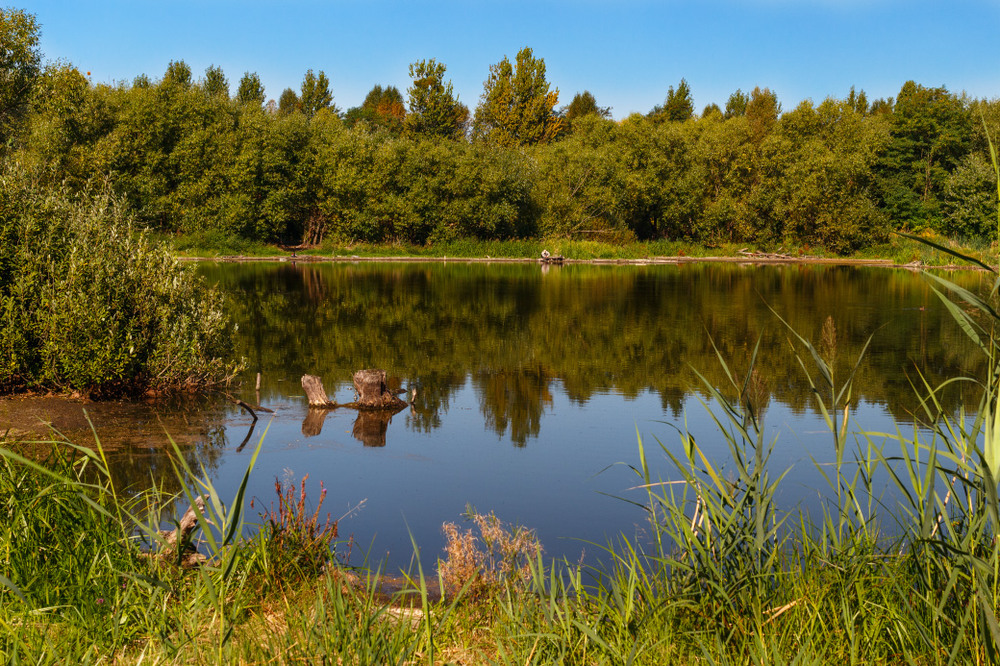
[438,510,542,600]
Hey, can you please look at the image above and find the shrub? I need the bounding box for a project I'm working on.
[0,170,239,395]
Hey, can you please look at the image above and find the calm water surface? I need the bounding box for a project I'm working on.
[5,262,987,568]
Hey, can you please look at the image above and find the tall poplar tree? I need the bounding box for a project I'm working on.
[473,47,563,147]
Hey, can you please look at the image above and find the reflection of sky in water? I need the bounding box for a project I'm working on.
[201,379,938,571]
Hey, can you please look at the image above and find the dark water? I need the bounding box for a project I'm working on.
[6,261,987,569]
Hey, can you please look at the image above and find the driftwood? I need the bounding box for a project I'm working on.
[158,495,209,567]
[223,393,274,420]
[737,248,793,260]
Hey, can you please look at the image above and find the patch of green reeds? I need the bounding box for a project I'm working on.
[0,422,430,664]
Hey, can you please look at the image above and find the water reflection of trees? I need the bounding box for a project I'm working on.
[205,262,987,445]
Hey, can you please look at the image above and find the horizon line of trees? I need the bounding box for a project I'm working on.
[5,7,1000,254]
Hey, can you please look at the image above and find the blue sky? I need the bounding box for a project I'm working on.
[25,0,1000,119]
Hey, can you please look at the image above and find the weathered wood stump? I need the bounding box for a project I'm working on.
[302,371,409,412]
[353,369,407,410]
[302,374,336,407]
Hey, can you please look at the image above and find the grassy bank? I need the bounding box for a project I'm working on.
[165,229,996,268]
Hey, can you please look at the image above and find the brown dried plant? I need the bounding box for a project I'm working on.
[438,509,542,599]
[256,474,338,576]
[820,315,838,365]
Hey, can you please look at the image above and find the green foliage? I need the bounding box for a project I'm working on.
[724,88,748,118]
[310,129,537,244]
[5,25,1000,252]
[473,47,564,147]
[878,81,971,231]
[847,85,869,115]
[277,87,300,116]
[0,6,40,146]
[345,84,406,133]
[299,68,335,119]
[746,86,780,142]
[650,77,693,122]
[163,59,192,88]
[405,58,468,140]
[0,174,238,395]
[563,90,611,122]
[202,64,229,98]
[235,71,264,106]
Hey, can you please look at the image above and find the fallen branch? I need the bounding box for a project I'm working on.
[223,393,274,421]
[158,495,210,567]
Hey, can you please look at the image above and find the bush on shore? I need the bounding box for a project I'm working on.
[0,169,239,396]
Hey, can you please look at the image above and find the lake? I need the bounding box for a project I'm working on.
[1,261,986,569]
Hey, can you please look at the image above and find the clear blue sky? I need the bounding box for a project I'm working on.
[25,0,1000,119]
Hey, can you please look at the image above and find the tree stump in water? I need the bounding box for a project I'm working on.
[302,374,335,407]
[353,369,407,410]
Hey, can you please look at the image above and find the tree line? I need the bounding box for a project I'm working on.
[4,7,1000,254]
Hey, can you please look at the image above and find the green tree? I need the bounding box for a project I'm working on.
[345,84,406,132]
[877,81,970,230]
[746,86,780,142]
[701,103,722,118]
[563,91,611,121]
[299,69,335,119]
[278,88,300,116]
[236,72,265,106]
[653,78,693,122]
[0,7,41,145]
[473,47,563,147]
[163,60,192,88]
[405,59,468,139]
[847,86,869,115]
[202,65,229,98]
[725,89,748,118]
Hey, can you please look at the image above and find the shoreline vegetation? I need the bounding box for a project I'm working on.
[167,233,994,270]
